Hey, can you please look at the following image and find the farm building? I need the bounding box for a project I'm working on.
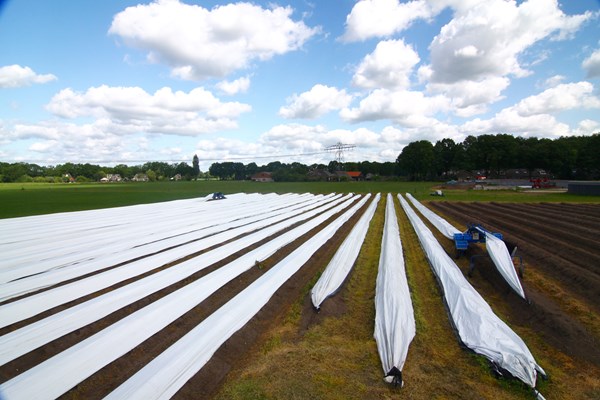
[251,171,273,182]
[131,173,149,182]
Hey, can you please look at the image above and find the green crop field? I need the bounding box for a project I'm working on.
[0,181,598,219]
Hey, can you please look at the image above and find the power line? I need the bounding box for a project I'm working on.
[325,142,356,166]
[5,149,333,165]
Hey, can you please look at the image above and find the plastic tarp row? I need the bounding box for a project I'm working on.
[406,193,460,239]
[398,194,545,393]
[0,193,313,282]
[311,193,380,309]
[0,193,335,301]
[0,193,259,257]
[405,193,526,300]
[0,195,367,400]
[0,194,361,366]
[0,193,351,327]
[104,191,368,400]
[374,194,415,386]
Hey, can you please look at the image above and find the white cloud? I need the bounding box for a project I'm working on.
[460,81,600,137]
[352,39,420,89]
[582,49,600,78]
[542,74,565,88]
[0,65,57,88]
[216,76,250,95]
[340,89,450,126]
[513,82,600,116]
[427,77,510,117]
[574,119,600,135]
[45,85,251,135]
[461,108,571,137]
[109,0,319,80]
[259,123,407,163]
[427,0,593,83]
[10,120,151,164]
[341,0,431,42]
[279,85,353,119]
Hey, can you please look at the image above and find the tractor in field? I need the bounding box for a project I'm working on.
[453,223,524,278]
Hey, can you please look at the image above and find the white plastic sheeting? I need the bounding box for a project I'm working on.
[481,230,526,299]
[311,193,380,309]
[0,193,331,301]
[0,195,365,399]
[0,194,349,327]
[0,194,359,365]
[406,193,526,300]
[0,193,313,284]
[398,195,545,391]
[405,193,460,239]
[374,194,415,385]
[104,194,367,400]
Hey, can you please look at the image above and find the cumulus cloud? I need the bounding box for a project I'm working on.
[542,75,565,88]
[460,81,600,136]
[258,123,407,163]
[427,0,593,84]
[9,120,152,164]
[513,82,600,116]
[45,85,251,135]
[109,0,319,80]
[427,77,510,117]
[340,89,450,127]
[341,0,431,42]
[352,39,420,89]
[216,76,250,95]
[279,85,353,119]
[582,49,600,78]
[0,65,57,88]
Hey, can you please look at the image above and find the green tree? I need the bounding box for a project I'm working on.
[397,140,434,180]
[192,154,200,178]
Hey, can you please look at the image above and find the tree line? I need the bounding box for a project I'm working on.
[397,133,600,180]
[1,133,598,183]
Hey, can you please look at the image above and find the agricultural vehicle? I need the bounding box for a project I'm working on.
[530,177,555,189]
[453,223,524,278]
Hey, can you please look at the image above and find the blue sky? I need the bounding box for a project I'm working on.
[1,0,599,170]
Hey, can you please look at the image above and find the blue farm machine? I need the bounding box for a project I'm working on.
[453,223,524,278]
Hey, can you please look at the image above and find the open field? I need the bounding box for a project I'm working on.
[1,187,599,399]
[1,181,598,219]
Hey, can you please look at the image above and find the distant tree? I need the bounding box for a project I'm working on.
[146,169,157,181]
[433,138,457,177]
[397,140,434,180]
[192,154,200,178]
[245,162,258,178]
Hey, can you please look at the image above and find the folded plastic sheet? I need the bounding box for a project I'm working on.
[398,194,545,391]
[481,230,526,299]
[0,194,359,366]
[0,193,350,328]
[406,193,526,300]
[406,193,460,239]
[311,193,380,309]
[104,195,368,400]
[374,194,415,385]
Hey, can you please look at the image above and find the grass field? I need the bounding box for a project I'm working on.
[0,181,598,219]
